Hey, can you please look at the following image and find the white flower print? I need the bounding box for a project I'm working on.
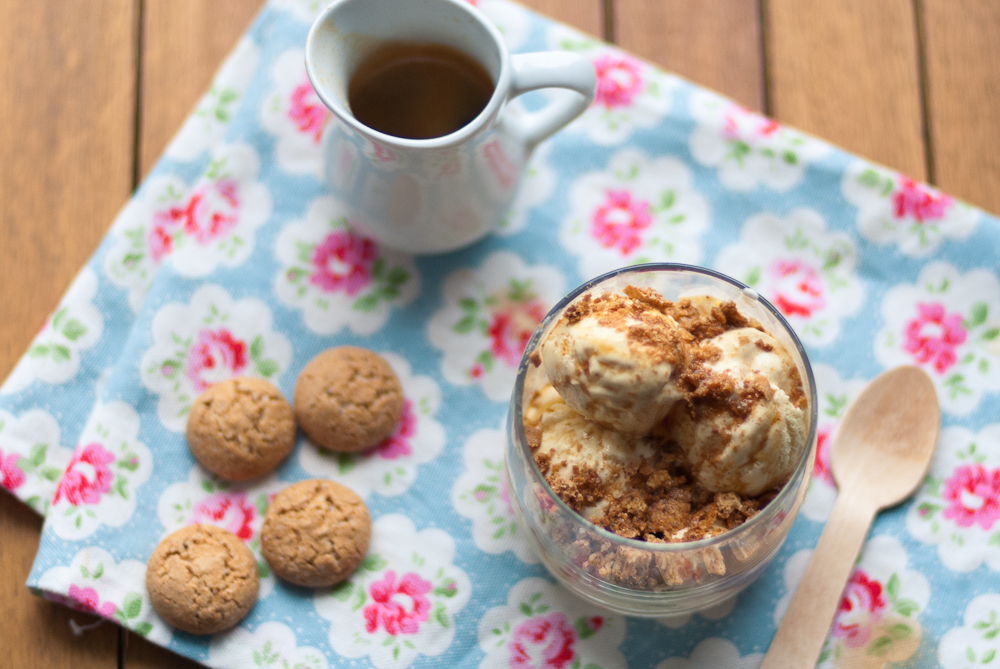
[547,23,679,145]
[689,88,831,192]
[939,593,1000,669]
[561,148,709,280]
[906,424,1000,573]
[875,262,1000,415]
[208,620,328,669]
[427,251,564,402]
[801,364,869,522]
[2,268,104,395]
[273,196,419,336]
[656,638,762,669]
[314,514,471,669]
[478,577,626,669]
[35,546,172,644]
[167,37,261,162]
[48,401,153,541]
[157,467,285,597]
[776,535,929,668]
[714,208,864,347]
[842,160,978,257]
[0,409,73,514]
[104,143,272,310]
[260,49,330,176]
[298,353,445,498]
[140,284,293,431]
[451,426,537,563]
[496,140,556,237]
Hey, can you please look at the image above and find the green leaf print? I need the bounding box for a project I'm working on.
[966,302,988,328]
[453,314,477,334]
[330,581,354,602]
[93,563,104,579]
[783,150,798,165]
[250,335,264,360]
[983,328,999,341]
[62,318,87,342]
[132,622,153,637]
[886,623,912,639]
[256,359,279,378]
[386,266,408,286]
[857,169,881,188]
[29,443,46,468]
[122,593,142,619]
[361,554,388,572]
[353,293,380,312]
[433,579,457,597]
[868,636,893,656]
[745,266,762,287]
[51,345,71,363]
[886,573,900,599]
[434,602,449,627]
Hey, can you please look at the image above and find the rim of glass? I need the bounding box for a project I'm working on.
[511,262,819,554]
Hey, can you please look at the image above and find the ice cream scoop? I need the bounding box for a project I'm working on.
[539,290,689,434]
[669,327,808,496]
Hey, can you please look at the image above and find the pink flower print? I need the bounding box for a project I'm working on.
[0,447,26,491]
[186,327,249,392]
[66,584,117,618]
[499,472,513,515]
[289,79,330,144]
[509,612,577,669]
[757,117,781,137]
[903,302,967,374]
[942,464,1000,531]
[487,300,546,367]
[363,570,433,636]
[592,54,644,109]
[812,425,835,486]
[182,179,241,244]
[769,259,826,318]
[371,142,397,164]
[892,178,952,223]
[190,492,257,540]
[148,224,175,263]
[53,443,115,506]
[368,400,415,460]
[309,230,378,296]
[591,189,652,256]
[831,570,888,648]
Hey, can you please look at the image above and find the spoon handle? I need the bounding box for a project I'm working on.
[759,490,877,669]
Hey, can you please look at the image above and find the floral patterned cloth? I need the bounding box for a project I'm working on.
[3,1,1000,667]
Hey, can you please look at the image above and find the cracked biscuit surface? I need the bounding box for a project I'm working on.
[186,377,296,481]
[294,346,403,452]
[145,524,259,634]
[260,478,371,587]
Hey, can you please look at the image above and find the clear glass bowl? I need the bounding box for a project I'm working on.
[505,264,817,617]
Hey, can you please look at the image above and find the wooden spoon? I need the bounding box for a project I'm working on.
[760,366,940,669]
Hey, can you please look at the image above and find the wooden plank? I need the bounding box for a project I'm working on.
[921,0,1000,215]
[138,0,264,177]
[0,0,137,665]
[614,0,765,112]
[0,494,122,668]
[765,0,927,180]
[126,3,262,666]
[518,0,604,40]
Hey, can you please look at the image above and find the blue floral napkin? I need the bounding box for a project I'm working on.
[2,1,1000,667]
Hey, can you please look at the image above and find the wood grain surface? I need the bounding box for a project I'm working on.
[765,0,928,181]
[615,0,765,112]
[0,0,138,666]
[921,0,1000,215]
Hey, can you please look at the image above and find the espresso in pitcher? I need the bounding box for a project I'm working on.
[348,42,494,140]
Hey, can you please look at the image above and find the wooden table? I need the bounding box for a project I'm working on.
[2,1,997,666]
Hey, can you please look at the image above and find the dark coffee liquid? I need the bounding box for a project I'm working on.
[348,42,494,139]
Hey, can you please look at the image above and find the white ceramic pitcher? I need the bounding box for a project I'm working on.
[305,0,596,254]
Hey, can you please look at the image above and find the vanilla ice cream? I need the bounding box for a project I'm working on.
[539,289,689,434]
[670,327,808,496]
[525,285,810,541]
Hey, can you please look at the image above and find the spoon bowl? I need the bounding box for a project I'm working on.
[760,366,940,669]
[831,365,941,509]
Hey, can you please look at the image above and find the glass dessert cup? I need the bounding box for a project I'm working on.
[505,263,818,618]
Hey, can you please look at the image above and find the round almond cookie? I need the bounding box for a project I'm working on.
[294,346,403,452]
[186,377,296,481]
[261,478,372,587]
[146,524,259,634]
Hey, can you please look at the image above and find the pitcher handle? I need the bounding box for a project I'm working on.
[504,51,596,152]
